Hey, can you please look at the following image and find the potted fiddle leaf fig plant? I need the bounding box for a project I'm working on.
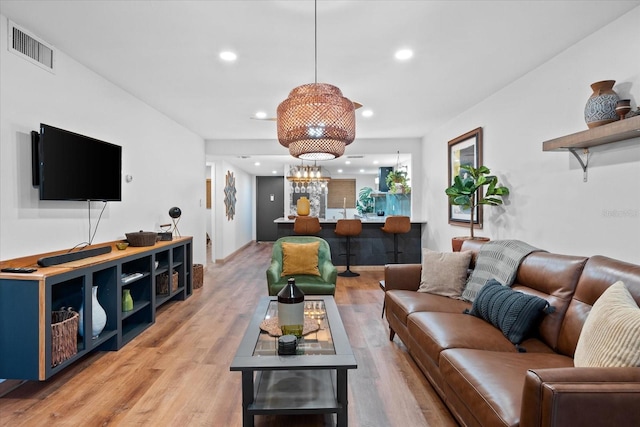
[386,170,411,194]
[445,164,509,251]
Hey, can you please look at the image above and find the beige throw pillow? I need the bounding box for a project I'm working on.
[574,281,640,367]
[418,249,472,299]
[280,241,321,277]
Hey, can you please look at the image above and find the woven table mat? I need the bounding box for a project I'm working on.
[259,317,320,337]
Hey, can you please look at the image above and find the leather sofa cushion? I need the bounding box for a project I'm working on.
[514,252,588,351]
[558,255,640,357]
[408,312,555,368]
[386,290,470,326]
[440,348,574,427]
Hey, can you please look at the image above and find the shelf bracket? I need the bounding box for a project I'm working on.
[568,148,589,182]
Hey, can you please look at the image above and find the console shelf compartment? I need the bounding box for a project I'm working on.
[0,237,193,380]
[122,299,151,320]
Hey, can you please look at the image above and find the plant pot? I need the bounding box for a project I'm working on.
[451,236,490,252]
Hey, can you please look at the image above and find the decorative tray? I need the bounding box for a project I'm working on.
[259,317,320,337]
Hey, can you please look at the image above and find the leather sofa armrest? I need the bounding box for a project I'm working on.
[384,263,421,291]
[521,367,640,427]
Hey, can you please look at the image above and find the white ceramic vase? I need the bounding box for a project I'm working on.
[78,285,107,339]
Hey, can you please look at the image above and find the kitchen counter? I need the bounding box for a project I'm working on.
[274,217,425,266]
[274,217,426,224]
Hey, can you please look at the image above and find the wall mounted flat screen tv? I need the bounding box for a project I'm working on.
[33,124,122,201]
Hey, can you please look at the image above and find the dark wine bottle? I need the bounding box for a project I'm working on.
[277,278,305,337]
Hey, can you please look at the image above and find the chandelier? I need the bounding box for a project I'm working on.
[277,0,356,160]
[287,163,331,194]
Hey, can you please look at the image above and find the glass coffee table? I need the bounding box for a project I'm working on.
[230,296,357,427]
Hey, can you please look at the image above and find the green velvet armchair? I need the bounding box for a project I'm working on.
[266,236,337,296]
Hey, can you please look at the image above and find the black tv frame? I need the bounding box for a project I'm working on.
[31,124,122,201]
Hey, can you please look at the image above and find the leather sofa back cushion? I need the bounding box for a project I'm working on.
[280,241,321,277]
[468,280,553,345]
[515,252,588,350]
[574,281,640,367]
[418,249,472,299]
[557,255,640,357]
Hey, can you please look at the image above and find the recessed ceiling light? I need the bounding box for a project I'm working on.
[272,170,277,174]
[337,169,343,173]
[255,111,267,119]
[345,161,351,165]
[394,49,413,61]
[359,169,365,173]
[219,51,237,62]
[254,162,260,166]
[361,109,374,118]
[373,160,379,165]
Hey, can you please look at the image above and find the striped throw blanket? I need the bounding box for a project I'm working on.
[462,240,544,302]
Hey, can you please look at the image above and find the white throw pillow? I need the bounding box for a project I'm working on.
[418,249,472,299]
[574,281,640,367]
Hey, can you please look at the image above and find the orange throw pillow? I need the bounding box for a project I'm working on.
[281,241,321,277]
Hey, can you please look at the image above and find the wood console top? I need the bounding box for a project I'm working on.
[0,236,192,280]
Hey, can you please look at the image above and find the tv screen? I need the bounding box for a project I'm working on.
[36,124,122,201]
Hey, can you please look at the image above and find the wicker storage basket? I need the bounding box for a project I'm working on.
[171,271,179,292]
[51,308,79,367]
[193,264,204,289]
[125,231,157,247]
[157,271,178,295]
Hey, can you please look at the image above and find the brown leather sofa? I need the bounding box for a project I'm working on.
[384,240,640,427]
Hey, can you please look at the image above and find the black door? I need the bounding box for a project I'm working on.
[256,176,284,242]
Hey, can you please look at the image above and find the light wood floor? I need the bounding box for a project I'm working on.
[0,242,457,426]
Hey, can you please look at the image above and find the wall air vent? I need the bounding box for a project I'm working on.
[8,21,55,73]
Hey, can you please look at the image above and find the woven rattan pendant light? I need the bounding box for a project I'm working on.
[277,0,356,161]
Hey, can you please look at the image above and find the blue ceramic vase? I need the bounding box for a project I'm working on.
[584,80,619,128]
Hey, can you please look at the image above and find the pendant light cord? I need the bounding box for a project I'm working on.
[314,0,318,84]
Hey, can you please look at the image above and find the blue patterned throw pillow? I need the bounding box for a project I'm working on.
[467,279,553,345]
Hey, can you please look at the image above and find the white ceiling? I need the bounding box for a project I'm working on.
[2,0,638,175]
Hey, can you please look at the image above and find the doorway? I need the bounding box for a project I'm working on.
[256,176,284,242]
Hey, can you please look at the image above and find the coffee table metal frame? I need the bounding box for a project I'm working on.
[230,296,357,427]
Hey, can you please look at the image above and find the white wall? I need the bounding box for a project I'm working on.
[422,7,640,264]
[209,160,253,261]
[0,15,207,263]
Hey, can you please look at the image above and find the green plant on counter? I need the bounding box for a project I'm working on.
[386,170,410,194]
[445,164,509,238]
[357,186,375,215]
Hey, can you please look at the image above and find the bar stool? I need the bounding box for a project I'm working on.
[334,219,362,277]
[293,216,322,235]
[381,216,411,263]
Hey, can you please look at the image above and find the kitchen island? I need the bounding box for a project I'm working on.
[274,217,425,266]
